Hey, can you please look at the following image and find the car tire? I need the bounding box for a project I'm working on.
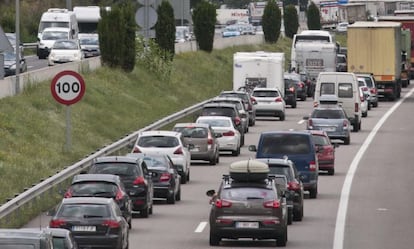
[240,134,245,146]
[368,101,371,110]
[209,231,221,246]
[291,102,297,108]
[128,218,132,229]
[344,136,350,145]
[309,186,318,199]
[301,95,306,101]
[180,174,187,184]
[287,209,293,225]
[279,112,285,121]
[373,101,378,108]
[216,152,220,164]
[149,203,153,215]
[276,226,287,247]
[167,193,176,204]
[232,146,240,156]
[293,205,303,221]
[209,155,217,166]
[353,122,358,132]
[328,168,335,175]
[176,188,181,201]
[140,207,149,218]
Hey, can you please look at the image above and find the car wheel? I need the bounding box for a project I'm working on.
[180,173,187,184]
[287,209,293,225]
[175,187,181,201]
[328,168,335,175]
[128,218,132,229]
[368,101,371,110]
[293,205,303,222]
[309,186,318,199]
[362,111,367,118]
[140,207,149,218]
[373,101,378,108]
[343,136,350,145]
[291,102,297,108]
[166,193,176,204]
[353,123,358,132]
[149,203,153,215]
[187,170,190,182]
[240,134,245,146]
[279,112,285,121]
[209,231,221,246]
[209,155,217,166]
[216,152,220,164]
[301,95,306,101]
[276,226,287,247]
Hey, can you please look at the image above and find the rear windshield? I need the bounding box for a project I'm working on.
[202,107,235,117]
[260,134,311,154]
[141,156,169,169]
[359,76,374,87]
[268,165,294,181]
[0,246,35,249]
[58,204,110,218]
[173,127,208,138]
[221,187,276,201]
[197,119,231,127]
[320,83,335,95]
[138,136,179,147]
[90,163,140,177]
[252,90,279,97]
[338,83,353,98]
[312,134,331,146]
[219,93,248,102]
[311,109,345,119]
[71,182,118,197]
[52,237,66,249]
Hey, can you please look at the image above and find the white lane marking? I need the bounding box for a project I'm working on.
[298,119,305,124]
[195,221,208,233]
[333,87,414,249]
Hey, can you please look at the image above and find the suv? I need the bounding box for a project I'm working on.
[251,88,286,121]
[200,102,245,146]
[355,73,378,108]
[172,123,220,165]
[0,229,54,249]
[256,158,304,223]
[218,90,256,126]
[249,131,319,198]
[206,160,288,247]
[88,156,154,218]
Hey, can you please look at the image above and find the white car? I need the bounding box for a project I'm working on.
[251,87,286,121]
[196,116,241,156]
[131,130,191,184]
[336,22,349,32]
[48,39,83,66]
[359,86,369,118]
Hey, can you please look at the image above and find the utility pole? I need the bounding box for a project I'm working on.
[15,0,20,94]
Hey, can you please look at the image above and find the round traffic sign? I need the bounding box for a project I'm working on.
[135,6,158,29]
[51,70,85,105]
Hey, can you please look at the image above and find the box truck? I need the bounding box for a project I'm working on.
[233,51,285,95]
[347,21,402,101]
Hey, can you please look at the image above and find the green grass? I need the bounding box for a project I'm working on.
[0,37,293,207]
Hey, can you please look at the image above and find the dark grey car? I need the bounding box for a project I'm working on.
[0,229,54,249]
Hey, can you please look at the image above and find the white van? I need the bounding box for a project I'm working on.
[314,72,362,132]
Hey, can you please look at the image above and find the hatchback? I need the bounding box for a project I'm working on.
[218,90,256,126]
[88,156,154,218]
[284,72,307,101]
[356,73,378,108]
[209,97,250,133]
[126,153,181,204]
[0,229,54,249]
[131,130,192,184]
[172,123,220,165]
[196,116,241,156]
[49,197,129,249]
[48,39,83,66]
[251,88,286,121]
[309,130,337,175]
[64,174,133,227]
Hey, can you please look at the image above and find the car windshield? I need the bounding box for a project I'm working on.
[71,182,118,197]
[197,119,231,127]
[3,51,16,60]
[80,37,99,45]
[173,127,208,138]
[311,109,345,119]
[90,163,139,176]
[42,31,68,40]
[58,204,110,218]
[359,76,374,87]
[312,134,331,146]
[219,93,248,103]
[53,40,78,49]
[260,134,311,154]
[202,107,234,117]
[268,166,293,180]
[221,187,275,201]
[252,90,279,97]
[138,135,179,148]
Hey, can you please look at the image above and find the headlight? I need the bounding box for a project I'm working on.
[10,64,16,70]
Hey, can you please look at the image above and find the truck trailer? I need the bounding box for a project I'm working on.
[233,51,285,95]
[347,21,402,101]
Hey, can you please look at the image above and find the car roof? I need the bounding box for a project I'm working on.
[60,197,114,205]
[203,102,237,108]
[43,228,72,237]
[253,87,280,91]
[0,229,50,238]
[220,90,249,95]
[212,96,243,102]
[173,122,211,128]
[72,174,121,184]
[197,115,233,121]
[255,158,294,167]
[139,130,182,137]
[93,156,140,164]
[308,130,329,136]
[261,130,311,136]
[42,27,70,32]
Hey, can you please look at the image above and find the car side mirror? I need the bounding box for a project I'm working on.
[206,189,216,197]
[248,145,257,152]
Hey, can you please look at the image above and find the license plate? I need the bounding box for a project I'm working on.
[236,222,259,229]
[306,59,323,67]
[72,226,96,232]
[190,147,199,152]
[322,127,335,132]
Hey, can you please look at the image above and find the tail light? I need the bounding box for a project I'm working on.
[263,200,280,208]
[234,117,241,126]
[102,220,120,228]
[222,131,235,136]
[355,103,359,112]
[216,218,233,224]
[313,102,319,107]
[207,134,213,145]
[215,199,232,208]
[275,97,283,102]
[370,88,377,94]
[64,189,72,198]
[343,120,349,129]
[288,181,300,191]
[115,189,125,200]
[133,176,146,185]
[174,147,183,155]
[309,161,317,171]
[49,219,66,228]
[160,173,171,182]
[308,119,313,129]
[132,147,141,153]
[289,87,295,92]
[250,97,256,105]
[360,94,364,102]
[262,219,279,225]
[299,82,305,88]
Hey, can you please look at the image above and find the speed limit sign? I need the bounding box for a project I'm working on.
[51,70,85,105]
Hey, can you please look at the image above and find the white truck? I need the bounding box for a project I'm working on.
[37,8,78,40]
[319,1,340,29]
[233,51,285,95]
[73,6,101,38]
[216,9,249,26]
[293,41,337,82]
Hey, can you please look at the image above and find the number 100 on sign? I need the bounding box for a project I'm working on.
[51,70,85,105]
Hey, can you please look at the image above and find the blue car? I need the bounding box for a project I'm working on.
[222,25,241,38]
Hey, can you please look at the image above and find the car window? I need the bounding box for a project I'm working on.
[197,119,231,127]
[221,187,276,201]
[311,109,345,119]
[90,163,140,176]
[52,237,66,249]
[141,156,168,169]
[268,165,294,181]
[53,40,78,49]
[261,134,311,154]
[337,55,346,63]
[138,135,179,147]
[71,182,118,197]
[338,83,353,98]
[360,76,374,87]
[320,82,335,95]
[173,127,208,138]
[58,204,110,218]
[252,90,279,97]
[312,134,330,146]
[202,107,235,117]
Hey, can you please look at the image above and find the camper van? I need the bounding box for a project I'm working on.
[73,6,101,37]
[314,72,362,132]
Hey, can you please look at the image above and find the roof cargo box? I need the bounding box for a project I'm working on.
[229,160,269,182]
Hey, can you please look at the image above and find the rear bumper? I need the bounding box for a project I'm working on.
[74,234,121,248]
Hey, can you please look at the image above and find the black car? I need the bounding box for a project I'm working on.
[126,153,181,204]
[256,158,304,223]
[284,77,297,108]
[218,90,257,126]
[0,228,54,249]
[200,102,245,146]
[207,160,288,247]
[284,72,307,101]
[64,174,133,227]
[88,156,154,218]
[49,197,129,249]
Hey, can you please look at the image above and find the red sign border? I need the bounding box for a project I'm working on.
[51,70,85,105]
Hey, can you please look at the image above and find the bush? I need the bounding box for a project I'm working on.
[155,0,176,61]
[192,1,216,52]
[262,0,281,43]
[283,4,299,39]
[307,1,321,30]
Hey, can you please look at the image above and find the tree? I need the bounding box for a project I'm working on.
[283,4,299,39]
[98,2,136,72]
[307,1,321,30]
[192,1,216,52]
[155,0,176,60]
[262,0,281,43]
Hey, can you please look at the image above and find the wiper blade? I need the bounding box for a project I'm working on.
[83,215,103,218]
[246,197,264,200]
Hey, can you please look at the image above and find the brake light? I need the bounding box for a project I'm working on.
[309,161,317,171]
[207,134,213,145]
[360,95,364,102]
[370,88,377,94]
[102,220,120,228]
[132,147,141,153]
[160,173,171,182]
[174,147,183,155]
[49,219,66,228]
[299,82,305,88]
[288,181,300,191]
[215,199,232,208]
[362,87,368,92]
[343,120,349,128]
[289,87,295,92]
[308,119,313,129]
[222,131,235,136]
[355,103,359,112]
[133,176,146,185]
[115,189,125,200]
[234,117,241,126]
[250,97,256,105]
[262,219,279,225]
[64,189,72,198]
[263,200,280,208]
[275,97,283,102]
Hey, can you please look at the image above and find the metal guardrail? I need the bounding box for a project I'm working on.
[0,98,212,223]
[23,42,37,49]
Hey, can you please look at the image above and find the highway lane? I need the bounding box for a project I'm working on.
[24,85,413,249]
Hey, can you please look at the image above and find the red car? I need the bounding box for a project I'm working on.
[309,130,337,175]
